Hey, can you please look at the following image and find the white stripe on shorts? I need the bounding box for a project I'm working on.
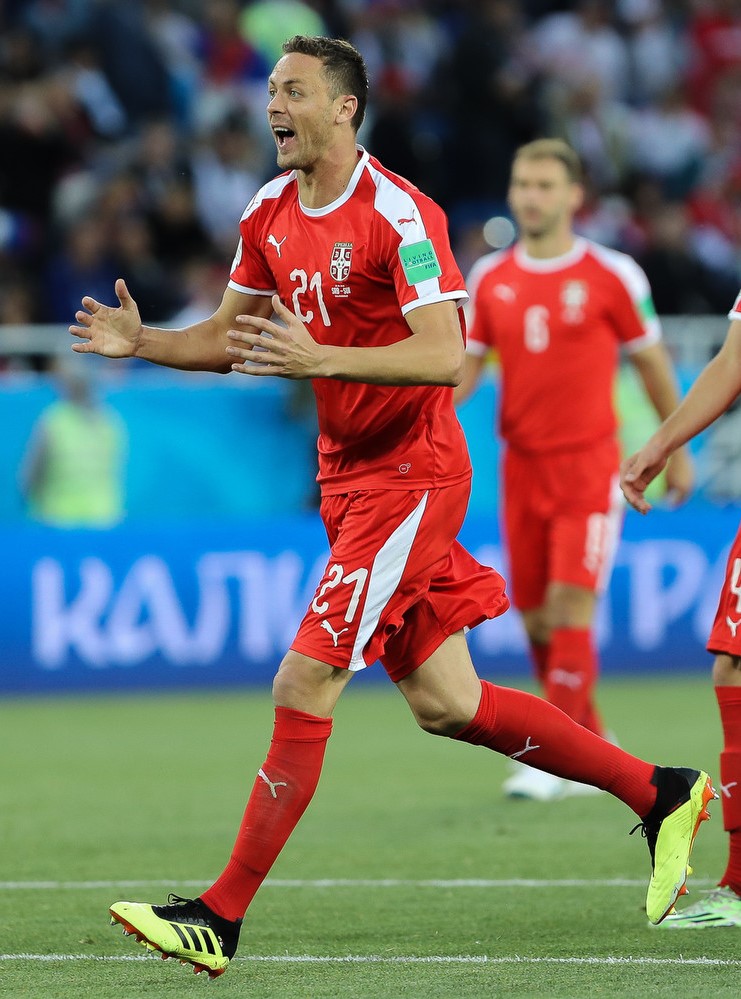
[348,492,429,670]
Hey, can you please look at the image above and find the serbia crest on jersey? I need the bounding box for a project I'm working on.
[228,147,470,493]
[466,238,662,453]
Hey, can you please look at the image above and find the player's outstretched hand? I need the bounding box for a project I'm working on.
[69,278,143,359]
[620,442,668,514]
[226,295,327,379]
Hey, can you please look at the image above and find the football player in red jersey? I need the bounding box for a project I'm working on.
[455,139,694,801]
[621,294,741,928]
[71,41,712,976]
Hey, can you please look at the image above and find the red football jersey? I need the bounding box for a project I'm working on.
[229,147,470,493]
[729,289,741,321]
[466,238,661,452]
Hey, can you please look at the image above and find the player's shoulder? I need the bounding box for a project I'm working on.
[581,238,650,289]
[467,248,515,291]
[239,171,296,223]
[363,153,445,223]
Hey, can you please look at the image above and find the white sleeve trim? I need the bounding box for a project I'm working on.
[227,280,276,296]
[621,323,662,354]
[400,289,468,316]
[465,339,489,357]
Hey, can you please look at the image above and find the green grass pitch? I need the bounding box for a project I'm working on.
[0,675,738,998]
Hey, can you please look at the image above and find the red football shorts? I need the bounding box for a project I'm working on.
[502,438,624,611]
[707,523,741,657]
[291,481,509,682]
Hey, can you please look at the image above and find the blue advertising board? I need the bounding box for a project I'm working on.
[1,502,737,695]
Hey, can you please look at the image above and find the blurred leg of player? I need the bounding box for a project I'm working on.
[661,532,741,928]
[502,443,622,800]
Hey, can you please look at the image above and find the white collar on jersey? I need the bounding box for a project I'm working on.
[513,236,588,273]
[297,145,370,217]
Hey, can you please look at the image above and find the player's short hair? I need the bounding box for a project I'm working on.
[512,139,584,184]
[282,35,369,133]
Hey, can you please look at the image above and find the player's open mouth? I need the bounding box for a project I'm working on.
[273,126,295,149]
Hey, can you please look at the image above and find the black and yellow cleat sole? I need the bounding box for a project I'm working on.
[110,902,229,980]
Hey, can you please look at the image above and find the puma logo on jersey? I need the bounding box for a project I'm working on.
[727,615,741,637]
[493,284,515,302]
[321,619,349,647]
[397,212,416,225]
[258,768,287,798]
[721,780,738,799]
[267,234,287,257]
[510,736,540,760]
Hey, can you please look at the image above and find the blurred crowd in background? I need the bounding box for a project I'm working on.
[3,0,741,368]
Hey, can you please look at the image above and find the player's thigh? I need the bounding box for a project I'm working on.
[549,468,623,593]
[291,486,469,674]
[502,468,550,611]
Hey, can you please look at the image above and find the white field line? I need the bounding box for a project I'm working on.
[0,877,716,890]
[0,954,740,967]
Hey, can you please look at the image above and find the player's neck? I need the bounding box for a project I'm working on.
[520,230,577,260]
[296,144,360,209]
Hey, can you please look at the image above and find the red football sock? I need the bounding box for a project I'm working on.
[201,706,332,922]
[453,680,656,816]
[545,626,604,736]
[716,686,741,896]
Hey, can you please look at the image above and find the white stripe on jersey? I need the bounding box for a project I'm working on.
[239,172,296,223]
[348,492,429,671]
[464,249,508,340]
[593,473,625,594]
[366,162,468,313]
[586,241,662,351]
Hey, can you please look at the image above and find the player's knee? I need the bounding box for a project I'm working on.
[712,653,741,685]
[411,700,471,737]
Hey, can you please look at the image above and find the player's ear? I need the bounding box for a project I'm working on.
[336,94,357,127]
[569,182,585,215]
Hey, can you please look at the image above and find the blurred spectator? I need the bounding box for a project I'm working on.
[129,118,193,207]
[531,0,631,105]
[619,0,688,106]
[60,35,128,140]
[550,75,631,192]
[441,0,545,204]
[626,84,711,198]
[19,358,128,528]
[20,0,93,61]
[685,0,741,117]
[0,79,82,227]
[164,253,229,327]
[90,1,174,126]
[637,200,740,314]
[113,213,184,322]
[44,214,118,323]
[147,175,217,268]
[191,110,263,255]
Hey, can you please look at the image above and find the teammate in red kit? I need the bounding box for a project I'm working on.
[455,139,694,802]
[70,40,713,977]
[621,291,741,928]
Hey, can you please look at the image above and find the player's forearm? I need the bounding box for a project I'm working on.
[318,336,464,386]
[135,319,233,373]
[650,351,741,456]
[630,343,684,423]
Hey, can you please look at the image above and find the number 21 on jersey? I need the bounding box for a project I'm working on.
[290,268,331,327]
